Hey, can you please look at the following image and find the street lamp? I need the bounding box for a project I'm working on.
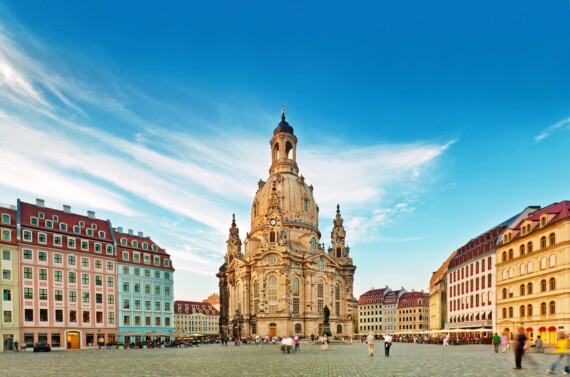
[97,330,104,349]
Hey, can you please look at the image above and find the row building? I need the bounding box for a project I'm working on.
[0,199,175,351]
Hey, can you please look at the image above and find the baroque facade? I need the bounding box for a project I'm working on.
[217,110,356,339]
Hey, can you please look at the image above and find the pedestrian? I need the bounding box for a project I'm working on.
[500,332,508,353]
[548,332,569,374]
[384,333,393,357]
[294,335,300,352]
[322,334,329,350]
[513,327,528,370]
[492,333,501,353]
[443,334,449,347]
[367,333,375,356]
[14,340,19,352]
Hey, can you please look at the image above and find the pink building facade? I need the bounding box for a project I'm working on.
[18,199,117,349]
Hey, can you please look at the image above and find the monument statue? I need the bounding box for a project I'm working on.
[323,305,330,324]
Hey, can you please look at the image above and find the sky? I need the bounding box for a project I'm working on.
[1,1,569,300]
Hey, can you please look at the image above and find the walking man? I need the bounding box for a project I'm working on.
[294,335,300,352]
[492,333,501,353]
[384,333,393,357]
[367,333,375,356]
[513,327,528,370]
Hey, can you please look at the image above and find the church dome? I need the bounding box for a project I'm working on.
[250,172,318,233]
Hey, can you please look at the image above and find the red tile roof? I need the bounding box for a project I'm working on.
[174,300,219,315]
[398,291,429,308]
[358,288,387,305]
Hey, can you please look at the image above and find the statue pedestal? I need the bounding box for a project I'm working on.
[323,323,331,337]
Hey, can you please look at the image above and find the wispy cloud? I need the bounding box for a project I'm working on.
[534,117,570,142]
[0,16,454,288]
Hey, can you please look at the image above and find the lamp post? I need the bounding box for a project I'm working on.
[97,330,104,349]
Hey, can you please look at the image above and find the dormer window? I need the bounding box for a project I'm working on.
[540,216,546,227]
[30,217,38,226]
[52,215,59,222]
[38,212,45,219]
[131,240,138,248]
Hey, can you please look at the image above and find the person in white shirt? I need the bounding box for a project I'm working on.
[367,333,375,356]
[384,334,393,357]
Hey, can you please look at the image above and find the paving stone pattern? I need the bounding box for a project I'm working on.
[0,342,561,376]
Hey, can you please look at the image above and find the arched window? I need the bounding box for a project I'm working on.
[508,268,513,278]
[549,233,556,245]
[540,279,547,292]
[520,305,525,317]
[267,275,277,314]
[295,323,302,333]
[336,247,341,258]
[508,249,513,259]
[502,252,507,262]
[508,287,513,298]
[549,301,556,314]
[285,141,293,159]
[549,255,555,268]
[519,244,525,256]
[549,277,556,291]
[273,143,280,160]
[502,270,507,280]
[508,307,513,318]
[317,280,324,315]
[527,282,533,294]
[502,307,507,319]
[253,203,257,217]
[310,238,317,250]
[540,257,547,270]
[541,217,546,226]
[270,231,276,243]
[527,304,533,316]
[520,264,525,275]
[237,282,242,313]
[502,288,507,299]
[292,277,300,296]
[527,242,533,253]
[541,236,547,248]
[527,262,533,273]
[520,284,525,296]
[336,324,342,334]
[541,302,547,315]
[253,279,259,314]
[334,283,341,316]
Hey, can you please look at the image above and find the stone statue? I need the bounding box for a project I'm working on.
[323,305,330,324]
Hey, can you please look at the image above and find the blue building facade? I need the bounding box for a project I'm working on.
[115,229,174,343]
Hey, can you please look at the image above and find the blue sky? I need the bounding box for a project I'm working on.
[1,1,569,300]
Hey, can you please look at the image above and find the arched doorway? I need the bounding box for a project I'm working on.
[269,323,277,337]
[66,331,80,349]
[504,328,511,341]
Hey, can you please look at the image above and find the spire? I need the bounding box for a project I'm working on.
[274,105,294,135]
[281,104,286,120]
[336,204,340,214]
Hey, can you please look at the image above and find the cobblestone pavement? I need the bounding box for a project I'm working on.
[0,342,562,376]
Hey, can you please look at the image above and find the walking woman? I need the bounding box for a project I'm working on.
[500,332,508,353]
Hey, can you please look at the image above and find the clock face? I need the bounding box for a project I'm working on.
[267,255,277,265]
[270,219,277,226]
[336,237,341,243]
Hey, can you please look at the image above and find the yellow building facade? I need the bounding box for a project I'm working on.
[429,252,455,330]
[496,201,570,344]
[217,110,356,339]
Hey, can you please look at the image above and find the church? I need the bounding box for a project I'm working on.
[217,108,356,339]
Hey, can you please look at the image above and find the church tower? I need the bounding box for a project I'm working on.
[329,205,350,259]
[217,108,356,340]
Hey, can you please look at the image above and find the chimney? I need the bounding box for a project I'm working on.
[63,205,71,213]
[36,198,45,208]
[117,227,123,233]
[138,231,144,237]
[128,229,133,236]
[87,210,95,219]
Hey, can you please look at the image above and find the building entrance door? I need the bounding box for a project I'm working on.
[3,334,14,351]
[66,332,80,349]
[269,323,277,337]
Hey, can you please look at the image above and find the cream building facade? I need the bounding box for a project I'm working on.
[496,201,570,344]
[1,205,19,352]
[429,252,455,330]
[217,110,356,339]
[174,301,219,337]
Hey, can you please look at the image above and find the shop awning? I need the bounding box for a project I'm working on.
[525,327,533,332]
[539,327,547,332]
[548,326,557,331]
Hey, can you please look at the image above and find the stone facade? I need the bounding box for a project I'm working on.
[217,110,356,339]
